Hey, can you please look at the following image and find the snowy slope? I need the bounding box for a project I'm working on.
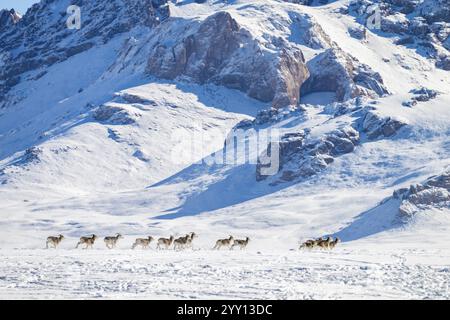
[0,0,449,299]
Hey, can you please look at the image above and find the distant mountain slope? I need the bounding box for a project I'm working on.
[0,0,448,249]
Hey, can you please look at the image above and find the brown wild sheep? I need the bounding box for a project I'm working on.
[213,236,234,250]
[46,234,64,249]
[132,236,154,249]
[231,237,250,250]
[185,232,196,249]
[157,235,174,250]
[76,234,98,249]
[173,234,190,250]
[317,237,332,249]
[328,237,340,249]
[104,233,123,249]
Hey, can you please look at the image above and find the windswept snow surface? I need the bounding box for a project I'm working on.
[1,245,450,299]
[0,0,450,299]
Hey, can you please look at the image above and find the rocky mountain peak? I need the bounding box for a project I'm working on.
[0,0,170,105]
[0,9,20,31]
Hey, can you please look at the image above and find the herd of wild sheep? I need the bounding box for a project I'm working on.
[299,236,340,250]
[46,233,252,250]
[45,233,340,251]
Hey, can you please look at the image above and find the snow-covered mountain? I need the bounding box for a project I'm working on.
[0,0,449,299]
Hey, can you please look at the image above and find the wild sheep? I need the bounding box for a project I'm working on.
[185,232,197,249]
[132,236,154,249]
[46,234,64,249]
[173,232,197,250]
[156,235,174,250]
[299,238,321,250]
[173,234,190,251]
[76,234,98,249]
[328,237,340,249]
[104,233,123,249]
[213,236,234,250]
[231,237,250,250]
[317,237,333,249]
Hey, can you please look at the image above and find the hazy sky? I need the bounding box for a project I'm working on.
[0,0,39,14]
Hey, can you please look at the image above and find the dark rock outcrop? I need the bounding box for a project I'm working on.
[147,12,310,108]
[93,104,141,125]
[301,48,389,102]
[348,25,368,40]
[23,147,42,163]
[0,9,14,31]
[402,87,439,106]
[256,127,359,182]
[361,110,407,139]
[410,87,439,102]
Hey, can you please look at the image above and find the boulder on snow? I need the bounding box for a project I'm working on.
[23,147,42,163]
[93,104,141,125]
[410,87,439,102]
[348,25,367,40]
[361,110,407,139]
[132,150,151,162]
[301,48,389,102]
[147,11,310,108]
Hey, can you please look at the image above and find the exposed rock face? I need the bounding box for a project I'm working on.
[436,55,450,70]
[410,87,439,101]
[0,9,14,31]
[253,99,408,183]
[256,127,360,182]
[0,0,169,104]
[301,48,389,102]
[361,110,407,139]
[23,147,43,164]
[394,170,450,216]
[147,11,310,108]
[348,25,368,40]
[93,104,141,125]
[10,9,22,24]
